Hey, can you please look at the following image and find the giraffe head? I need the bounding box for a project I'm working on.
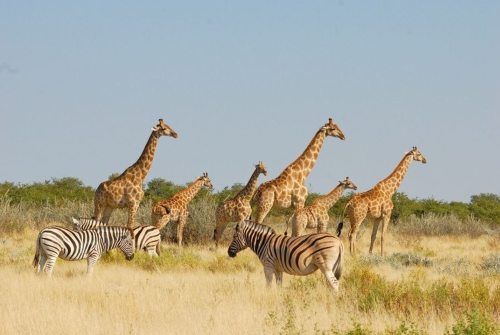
[340,177,358,190]
[322,118,345,140]
[255,161,268,176]
[152,119,178,139]
[199,172,214,190]
[407,146,427,164]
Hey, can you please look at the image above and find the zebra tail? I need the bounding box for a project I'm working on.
[156,240,161,256]
[333,244,344,280]
[32,233,41,267]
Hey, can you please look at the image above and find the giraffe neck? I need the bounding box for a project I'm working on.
[377,154,413,196]
[235,168,263,202]
[315,184,346,209]
[283,130,326,179]
[175,179,205,203]
[125,132,159,181]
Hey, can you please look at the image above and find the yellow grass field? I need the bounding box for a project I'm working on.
[1,225,500,335]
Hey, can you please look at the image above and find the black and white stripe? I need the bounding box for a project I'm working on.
[72,217,161,257]
[228,220,344,292]
[32,225,135,276]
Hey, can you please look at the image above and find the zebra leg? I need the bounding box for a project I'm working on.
[263,267,275,288]
[320,269,340,293]
[44,256,58,277]
[86,254,99,275]
[36,253,47,275]
[275,271,283,287]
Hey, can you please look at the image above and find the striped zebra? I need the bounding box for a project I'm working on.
[228,220,344,292]
[32,225,134,277]
[72,217,161,257]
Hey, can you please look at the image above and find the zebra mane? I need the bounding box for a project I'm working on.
[92,225,135,239]
[238,220,276,235]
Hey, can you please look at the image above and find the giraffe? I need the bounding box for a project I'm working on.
[343,147,427,255]
[285,177,357,237]
[93,119,178,228]
[151,173,213,248]
[213,161,268,247]
[252,118,345,224]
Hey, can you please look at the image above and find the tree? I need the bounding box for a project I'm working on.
[469,193,500,225]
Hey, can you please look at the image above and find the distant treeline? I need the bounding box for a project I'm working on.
[1,177,499,225]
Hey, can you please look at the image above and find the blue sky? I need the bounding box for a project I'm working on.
[1,1,499,203]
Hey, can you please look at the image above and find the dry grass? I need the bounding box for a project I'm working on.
[2,211,500,334]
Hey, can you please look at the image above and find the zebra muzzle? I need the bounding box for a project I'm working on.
[228,249,237,258]
[126,254,134,261]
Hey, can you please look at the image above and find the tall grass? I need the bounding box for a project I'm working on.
[2,196,500,334]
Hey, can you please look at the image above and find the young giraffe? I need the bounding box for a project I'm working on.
[285,177,357,237]
[252,118,345,224]
[93,119,178,228]
[152,173,213,248]
[213,161,268,247]
[343,147,427,255]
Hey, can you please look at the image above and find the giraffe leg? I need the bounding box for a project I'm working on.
[127,203,139,228]
[214,219,228,247]
[101,207,113,224]
[255,192,274,224]
[380,215,391,256]
[348,222,361,255]
[177,214,187,248]
[317,218,328,234]
[369,219,382,254]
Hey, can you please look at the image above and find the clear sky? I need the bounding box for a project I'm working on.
[1,2,499,203]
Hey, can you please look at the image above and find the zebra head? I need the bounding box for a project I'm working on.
[228,221,248,258]
[118,228,135,261]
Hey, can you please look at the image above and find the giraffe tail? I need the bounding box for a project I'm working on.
[336,201,351,237]
[284,215,291,236]
[336,222,344,237]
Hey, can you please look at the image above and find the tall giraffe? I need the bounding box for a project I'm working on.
[285,177,357,237]
[93,119,178,228]
[343,147,427,255]
[151,173,213,248]
[213,161,268,246]
[252,118,345,224]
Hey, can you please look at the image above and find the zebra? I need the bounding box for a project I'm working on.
[32,225,134,277]
[72,217,161,257]
[227,220,344,292]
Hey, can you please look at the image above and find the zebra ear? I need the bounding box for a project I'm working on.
[72,217,79,224]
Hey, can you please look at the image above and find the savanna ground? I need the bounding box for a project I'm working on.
[1,199,500,335]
